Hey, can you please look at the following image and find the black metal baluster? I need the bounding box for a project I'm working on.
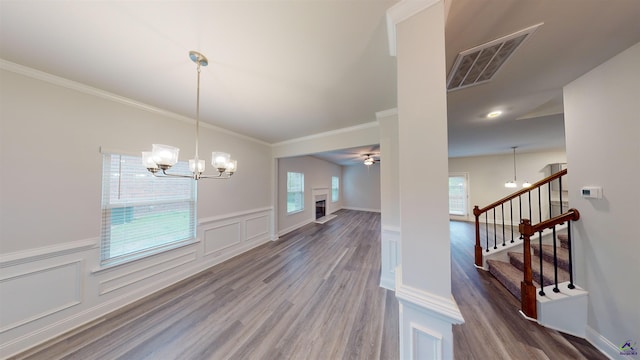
[529,190,532,222]
[559,176,564,214]
[519,195,524,240]
[538,231,545,296]
[567,220,575,289]
[548,182,553,221]
[501,203,506,246]
[538,186,542,223]
[485,212,489,252]
[510,199,514,243]
[552,225,560,293]
[493,208,497,249]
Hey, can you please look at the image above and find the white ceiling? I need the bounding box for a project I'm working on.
[1,1,639,163]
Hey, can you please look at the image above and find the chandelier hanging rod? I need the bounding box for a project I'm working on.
[142,51,237,180]
[504,146,530,188]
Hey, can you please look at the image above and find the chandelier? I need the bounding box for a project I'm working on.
[504,146,530,188]
[142,51,237,180]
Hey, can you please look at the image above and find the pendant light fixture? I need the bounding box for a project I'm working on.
[142,51,237,180]
[504,146,530,188]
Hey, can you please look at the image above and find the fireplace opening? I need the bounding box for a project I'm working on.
[315,200,326,220]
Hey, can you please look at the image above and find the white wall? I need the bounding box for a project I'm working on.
[0,64,273,356]
[449,150,567,221]
[277,155,342,235]
[342,164,381,212]
[564,42,640,358]
[379,110,400,227]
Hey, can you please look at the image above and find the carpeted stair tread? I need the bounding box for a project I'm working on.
[487,260,541,300]
[531,244,570,273]
[557,233,569,249]
[508,251,570,287]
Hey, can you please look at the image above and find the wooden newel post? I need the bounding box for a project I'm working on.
[519,218,537,319]
[473,206,483,267]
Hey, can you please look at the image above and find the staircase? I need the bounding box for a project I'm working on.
[487,234,570,301]
[473,168,589,337]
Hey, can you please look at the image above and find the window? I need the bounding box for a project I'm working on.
[287,172,304,213]
[449,174,468,216]
[100,153,196,265]
[331,176,339,202]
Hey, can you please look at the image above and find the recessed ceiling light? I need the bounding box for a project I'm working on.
[487,111,502,118]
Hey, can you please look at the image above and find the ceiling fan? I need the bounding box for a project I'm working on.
[363,153,380,166]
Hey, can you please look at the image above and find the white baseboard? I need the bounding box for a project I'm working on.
[278,219,313,237]
[585,326,624,360]
[341,206,381,213]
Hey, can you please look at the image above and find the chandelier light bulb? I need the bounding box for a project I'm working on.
[189,159,205,173]
[225,160,237,175]
[152,144,179,167]
[212,152,231,171]
[142,152,158,170]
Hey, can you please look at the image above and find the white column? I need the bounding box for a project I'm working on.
[378,109,400,290]
[387,1,464,358]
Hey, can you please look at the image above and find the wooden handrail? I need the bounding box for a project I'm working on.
[473,169,567,216]
[518,208,580,319]
[519,208,580,236]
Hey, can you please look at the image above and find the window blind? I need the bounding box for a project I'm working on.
[100,153,196,265]
[331,176,339,202]
[286,172,304,213]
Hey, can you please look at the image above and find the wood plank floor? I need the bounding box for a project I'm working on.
[13,211,606,359]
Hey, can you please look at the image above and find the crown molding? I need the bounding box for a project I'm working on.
[271,121,379,147]
[0,59,270,147]
[386,0,442,56]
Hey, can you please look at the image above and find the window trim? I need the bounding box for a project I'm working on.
[286,171,305,214]
[99,152,197,268]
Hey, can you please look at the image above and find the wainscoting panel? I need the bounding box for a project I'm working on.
[411,322,442,359]
[245,214,270,242]
[380,226,400,290]
[0,260,82,333]
[99,251,197,295]
[0,207,273,358]
[203,222,242,257]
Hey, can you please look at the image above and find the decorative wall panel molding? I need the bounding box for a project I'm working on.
[380,226,400,290]
[411,322,442,359]
[0,239,96,268]
[0,207,273,358]
[99,251,197,295]
[203,222,242,257]
[0,260,82,333]
[245,214,270,242]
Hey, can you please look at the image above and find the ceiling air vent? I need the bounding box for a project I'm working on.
[447,23,543,92]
